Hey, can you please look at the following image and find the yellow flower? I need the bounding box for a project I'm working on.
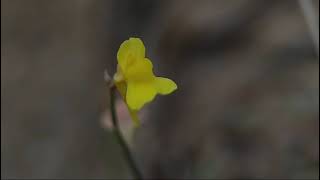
[113,37,177,126]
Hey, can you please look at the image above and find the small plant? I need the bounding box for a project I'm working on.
[106,37,177,179]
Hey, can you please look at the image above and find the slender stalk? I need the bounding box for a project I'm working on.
[109,85,143,179]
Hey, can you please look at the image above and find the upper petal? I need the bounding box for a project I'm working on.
[126,58,155,81]
[117,38,145,72]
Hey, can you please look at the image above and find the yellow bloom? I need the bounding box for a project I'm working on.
[113,37,177,126]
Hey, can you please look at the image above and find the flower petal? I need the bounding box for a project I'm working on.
[126,58,154,81]
[117,38,145,72]
[126,81,157,110]
[113,65,125,83]
[154,77,177,95]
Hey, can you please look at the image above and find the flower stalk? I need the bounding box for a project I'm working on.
[109,84,143,179]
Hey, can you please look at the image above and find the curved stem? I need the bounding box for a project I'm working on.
[109,85,143,179]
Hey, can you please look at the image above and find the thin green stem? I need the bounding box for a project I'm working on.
[109,85,143,179]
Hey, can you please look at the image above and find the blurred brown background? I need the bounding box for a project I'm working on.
[1,0,319,179]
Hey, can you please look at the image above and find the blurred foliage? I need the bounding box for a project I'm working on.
[1,0,319,179]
